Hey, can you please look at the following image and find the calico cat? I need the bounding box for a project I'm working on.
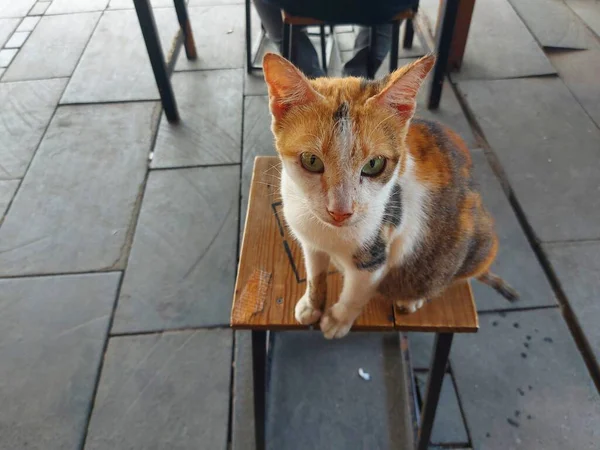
[262,53,517,339]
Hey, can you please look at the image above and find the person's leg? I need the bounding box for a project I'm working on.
[252,0,324,77]
[343,24,393,78]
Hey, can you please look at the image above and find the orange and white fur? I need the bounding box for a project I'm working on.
[263,53,517,339]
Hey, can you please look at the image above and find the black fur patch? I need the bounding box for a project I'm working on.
[333,101,350,122]
[382,184,402,227]
[353,232,387,271]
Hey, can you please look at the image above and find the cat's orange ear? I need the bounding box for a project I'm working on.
[369,54,435,121]
[262,53,322,121]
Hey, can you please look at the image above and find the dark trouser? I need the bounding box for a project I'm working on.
[253,0,392,78]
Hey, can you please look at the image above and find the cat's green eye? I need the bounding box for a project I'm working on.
[361,156,386,177]
[300,152,325,173]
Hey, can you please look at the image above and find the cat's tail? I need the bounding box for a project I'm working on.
[476,271,519,302]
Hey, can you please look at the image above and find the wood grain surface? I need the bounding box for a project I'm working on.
[231,156,478,333]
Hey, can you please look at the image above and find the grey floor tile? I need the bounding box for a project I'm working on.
[61,9,179,103]
[0,273,120,450]
[84,329,233,450]
[107,0,176,9]
[175,5,245,71]
[508,0,590,49]
[548,47,600,129]
[2,12,100,81]
[470,150,557,311]
[0,17,19,46]
[415,373,469,445]
[240,95,276,232]
[452,309,600,450]
[29,1,50,15]
[16,16,40,32]
[0,102,156,276]
[189,0,243,4]
[5,30,29,48]
[0,0,36,18]
[46,0,109,14]
[0,78,67,180]
[0,67,4,79]
[112,166,239,333]
[0,179,19,218]
[451,0,556,79]
[266,332,413,450]
[232,330,255,450]
[458,78,600,242]
[407,332,434,370]
[566,0,600,39]
[544,241,600,364]
[151,70,243,168]
[0,48,17,67]
[414,79,477,149]
[245,72,268,96]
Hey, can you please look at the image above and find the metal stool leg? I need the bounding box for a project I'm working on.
[174,0,197,60]
[282,22,291,60]
[416,333,454,450]
[390,21,400,72]
[245,0,253,73]
[133,0,179,122]
[403,18,415,49]
[367,26,377,79]
[428,0,460,109]
[252,330,267,450]
[320,25,327,73]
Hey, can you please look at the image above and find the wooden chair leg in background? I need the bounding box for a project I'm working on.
[133,0,179,122]
[427,0,460,109]
[174,0,197,60]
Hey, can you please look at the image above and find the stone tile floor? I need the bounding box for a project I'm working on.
[0,0,599,448]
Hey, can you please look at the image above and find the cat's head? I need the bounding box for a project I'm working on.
[263,53,434,228]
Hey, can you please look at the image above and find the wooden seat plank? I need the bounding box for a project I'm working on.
[231,156,478,333]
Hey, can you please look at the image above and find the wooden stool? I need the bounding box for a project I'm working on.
[231,156,479,450]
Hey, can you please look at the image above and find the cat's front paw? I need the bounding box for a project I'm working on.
[294,293,322,325]
[320,303,359,339]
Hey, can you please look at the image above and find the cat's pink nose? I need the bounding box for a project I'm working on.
[327,209,353,223]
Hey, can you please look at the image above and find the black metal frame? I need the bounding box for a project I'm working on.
[251,330,454,450]
[133,0,197,123]
[245,0,461,109]
[282,18,412,78]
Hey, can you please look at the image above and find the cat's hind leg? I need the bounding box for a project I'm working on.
[396,298,429,314]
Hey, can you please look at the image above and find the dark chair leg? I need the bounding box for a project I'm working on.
[320,25,327,73]
[403,18,415,49]
[174,0,197,60]
[367,26,377,79]
[282,22,292,60]
[252,330,267,450]
[245,0,253,73]
[416,333,454,450]
[428,0,460,109]
[133,0,179,122]
[389,21,400,72]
